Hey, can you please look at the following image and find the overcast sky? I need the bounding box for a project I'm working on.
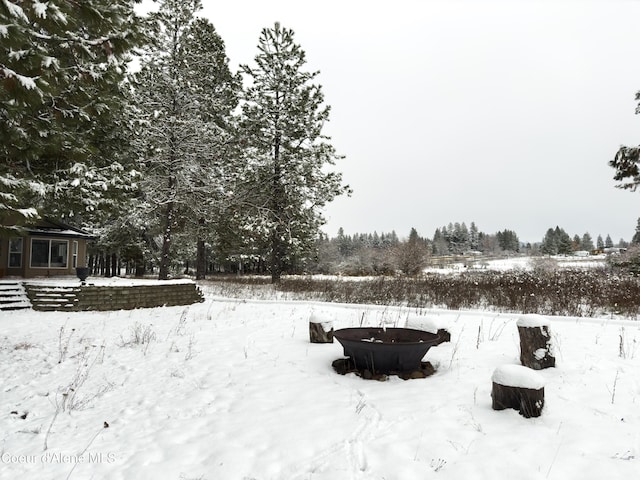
[145,0,640,243]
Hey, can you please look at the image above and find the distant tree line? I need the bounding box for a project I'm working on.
[307,221,632,276]
[430,222,521,255]
[310,223,521,275]
[539,227,628,256]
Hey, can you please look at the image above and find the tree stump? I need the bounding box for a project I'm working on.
[517,314,555,370]
[309,313,333,343]
[491,365,545,418]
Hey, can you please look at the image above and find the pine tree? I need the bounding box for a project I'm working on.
[133,0,241,279]
[540,227,571,255]
[240,23,350,283]
[371,231,381,248]
[1,0,144,230]
[597,234,604,250]
[572,234,581,251]
[611,89,640,190]
[450,222,469,254]
[582,232,595,251]
[497,229,520,252]
[336,227,351,257]
[555,227,573,254]
[183,17,242,280]
[541,228,558,255]
[469,222,479,251]
[445,223,454,252]
[632,218,640,244]
[432,228,447,255]
[387,231,399,247]
[395,228,428,275]
[605,234,614,248]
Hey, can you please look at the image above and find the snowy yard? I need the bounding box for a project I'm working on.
[1,290,639,479]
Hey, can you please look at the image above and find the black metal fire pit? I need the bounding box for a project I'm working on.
[333,327,442,375]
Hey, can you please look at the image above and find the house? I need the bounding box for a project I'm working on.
[0,217,95,278]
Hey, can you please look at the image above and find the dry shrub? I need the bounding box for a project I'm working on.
[206,269,640,318]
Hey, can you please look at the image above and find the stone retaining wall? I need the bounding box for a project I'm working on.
[26,282,204,311]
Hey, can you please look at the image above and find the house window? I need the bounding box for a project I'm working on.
[9,238,23,268]
[30,239,68,269]
[72,241,78,268]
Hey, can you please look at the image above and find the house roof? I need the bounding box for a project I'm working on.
[23,218,96,240]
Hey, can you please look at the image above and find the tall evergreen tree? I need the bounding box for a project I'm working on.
[582,232,595,251]
[541,228,558,255]
[395,227,428,275]
[555,227,573,254]
[1,0,144,232]
[611,89,640,190]
[572,234,581,251]
[240,23,350,283]
[541,226,571,255]
[469,222,479,251]
[432,228,447,255]
[605,234,614,248]
[183,17,241,280]
[133,0,241,279]
[450,222,469,253]
[496,229,520,252]
[632,218,640,245]
[597,234,604,250]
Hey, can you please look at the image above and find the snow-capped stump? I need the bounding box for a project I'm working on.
[516,314,555,370]
[491,364,545,418]
[405,315,451,345]
[308,313,333,343]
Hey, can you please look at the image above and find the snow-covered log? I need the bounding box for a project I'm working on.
[308,313,333,343]
[491,364,545,418]
[517,314,555,370]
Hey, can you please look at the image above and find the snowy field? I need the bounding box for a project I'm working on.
[1,289,639,479]
[425,254,608,273]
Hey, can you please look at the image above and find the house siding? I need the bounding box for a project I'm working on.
[0,219,92,279]
[21,237,89,278]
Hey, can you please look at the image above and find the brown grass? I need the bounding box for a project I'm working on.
[202,269,640,318]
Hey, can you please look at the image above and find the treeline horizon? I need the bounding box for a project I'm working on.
[321,222,629,256]
[90,221,635,278]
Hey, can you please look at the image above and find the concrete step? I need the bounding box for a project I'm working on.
[0,281,31,310]
[25,285,79,311]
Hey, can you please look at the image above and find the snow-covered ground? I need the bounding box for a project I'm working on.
[1,289,639,479]
[426,254,608,273]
